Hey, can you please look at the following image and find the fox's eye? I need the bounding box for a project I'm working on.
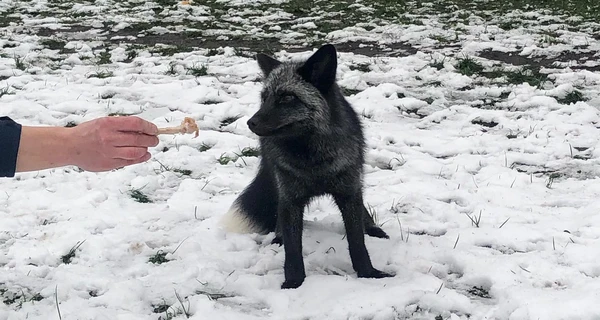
[279,94,295,103]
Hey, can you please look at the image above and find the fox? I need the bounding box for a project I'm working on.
[220,44,394,289]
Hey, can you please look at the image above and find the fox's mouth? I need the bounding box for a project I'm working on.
[248,121,298,137]
[253,122,296,136]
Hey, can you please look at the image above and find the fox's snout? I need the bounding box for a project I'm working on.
[247,114,272,136]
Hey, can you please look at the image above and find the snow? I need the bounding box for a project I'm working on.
[2,1,600,319]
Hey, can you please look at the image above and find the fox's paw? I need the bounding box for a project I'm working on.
[357,268,394,279]
[365,226,389,239]
[271,236,283,246]
[281,278,304,289]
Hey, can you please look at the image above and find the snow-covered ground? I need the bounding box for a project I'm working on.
[2,1,600,319]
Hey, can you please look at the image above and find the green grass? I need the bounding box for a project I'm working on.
[218,153,237,165]
[0,86,15,98]
[151,45,194,56]
[164,61,178,76]
[480,66,549,87]
[456,56,484,76]
[220,115,242,128]
[557,89,587,104]
[128,189,153,203]
[13,56,26,71]
[61,240,86,264]
[40,38,67,51]
[97,49,112,65]
[108,112,136,117]
[238,146,260,157]
[429,57,447,70]
[198,142,214,152]
[88,70,114,79]
[149,250,169,264]
[342,87,362,96]
[1,287,43,308]
[349,62,371,73]
[155,160,193,176]
[185,63,208,77]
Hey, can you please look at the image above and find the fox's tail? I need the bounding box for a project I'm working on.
[220,162,278,234]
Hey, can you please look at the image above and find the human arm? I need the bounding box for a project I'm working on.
[0,116,23,177]
[1,116,159,176]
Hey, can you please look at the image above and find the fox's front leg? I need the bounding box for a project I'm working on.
[271,214,283,245]
[278,198,306,289]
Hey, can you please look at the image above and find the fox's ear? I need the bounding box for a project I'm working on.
[256,53,282,77]
[298,44,337,93]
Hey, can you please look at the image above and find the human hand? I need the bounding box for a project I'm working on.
[68,116,159,171]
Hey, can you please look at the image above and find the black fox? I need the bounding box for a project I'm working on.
[221,44,394,289]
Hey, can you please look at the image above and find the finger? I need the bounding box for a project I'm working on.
[113,116,158,136]
[111,147,150,161]
[113,132,159,148]
[112,152,151,169]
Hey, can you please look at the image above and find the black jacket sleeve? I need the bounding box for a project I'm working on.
[0,116,22,177]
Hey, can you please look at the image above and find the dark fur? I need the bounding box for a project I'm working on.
[227,44,393,289]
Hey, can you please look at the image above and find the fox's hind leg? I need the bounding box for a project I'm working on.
[363,207,389,239]
[333,193,394,280]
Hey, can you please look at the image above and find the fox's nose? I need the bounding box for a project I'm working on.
[247,118,257,129]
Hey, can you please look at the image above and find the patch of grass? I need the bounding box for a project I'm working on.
[128,189,153,203]
[503,67,548,87]
[173,168,192,176]
[164,61,178,76]
[233,47,254,58]
[218,153,237,165]
[429,57,446,70]
[186,63,208,77]
[456,56,484,76]
[153,302,171,313]
[14,56,26,71]
[1,287,43,308]
[155,160,193,176]
[97,48,111,65]
[206,48,221,56]
[546,172,561,188]
[349,62,371,72]
[468,286,491,299]
[152,45,193,56]
[219,115,242,128]
[101,91,117,99]
[40,38,67,51]
[239,146,260,157]
[498,20,520,30]
[108,112,135,116]
[88,70,114,79]
[342,87,362,96]
[149,250,170,264]
[0,8,22,27]
[0,86,15,98]
[124,45,143,62]
[471,118,498,128]
[557,90,587,104]
[154,291,192,319]
[201,99,223,105]
[281,0,314,16]
[195,289,234,300]
[61,240,86,264]
[198,142,214,152]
